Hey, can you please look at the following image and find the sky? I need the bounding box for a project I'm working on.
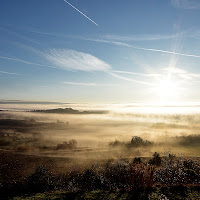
[1,0,200,104]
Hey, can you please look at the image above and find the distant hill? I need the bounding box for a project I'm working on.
[31,108,108,114]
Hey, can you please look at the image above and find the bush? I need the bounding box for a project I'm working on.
[80,169,103,191]
[132,157,142,164]
[109,136,152,148]
[149,152,162,166]
[129,164,154,189]
[183,160,194,169]
[26,165,53,193]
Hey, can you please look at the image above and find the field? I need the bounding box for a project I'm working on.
[0,108,199,199]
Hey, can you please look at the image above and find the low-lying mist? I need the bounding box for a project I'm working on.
[0,104,200,157]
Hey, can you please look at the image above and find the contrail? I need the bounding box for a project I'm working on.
[133,45,200,59]
[108,72,156,86]
[63,0,99,26]
[0,55,61,70]
[109,70,163,77]
[0,55,35,65]
[0,70,20,75]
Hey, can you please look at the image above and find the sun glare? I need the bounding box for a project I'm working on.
[158,79,176,96]
[153,79,181,104]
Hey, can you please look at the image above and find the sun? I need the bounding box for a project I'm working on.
[153,79,181,104]
[158,79,176,96]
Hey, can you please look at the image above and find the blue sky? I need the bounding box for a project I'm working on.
[1,0,200,104]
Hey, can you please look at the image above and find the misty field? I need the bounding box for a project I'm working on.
[0,106,200,199]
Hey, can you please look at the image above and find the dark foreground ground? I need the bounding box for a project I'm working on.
[2,186,200,200]
[0,150,199,200]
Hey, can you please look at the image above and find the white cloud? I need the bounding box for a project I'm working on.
[24,28,200,58]
[64,81,96,86]
[27,29,179,42]
[162,67,188,74]
[102,34,179,41]
[44,49,111,72]
[0,55,58,70]
[108,72,156,86]
[109,70,163,78]
[85,38,200,59]
[171,0,200,9]
[163,67,200,80]
[64,81,118,87]
[0,70,20,75]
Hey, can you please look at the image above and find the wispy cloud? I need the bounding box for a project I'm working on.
[28,29,71,38]
[64,81,96,86]
[0,50,156,86]
[26,29,178,42]
[0,70,20,75]
[171,0,200,9]
[63,0,99,26]
[0,50,111,73]
[64,81,118,87]
[108,72,156,86]
[0,55,59,70]
[0,55,37,65]
[22,28,200,59]
[163,67,200,80]
[109,70,163,78]
[43,48,161,85]
[44,49,111,71]
[87,38,200,59]
[102,34,179,41]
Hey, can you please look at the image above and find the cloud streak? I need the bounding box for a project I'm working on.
[102,33,179,41]
[0,50,111,73]
[27,29,183,42]
[0,50,154,86]
[64,81,118,87]
[108,72,156,86]
[87,38,200,59]
[63,0,99,26]
[22,29,200,59]
[109,70,163,78]
[64,81,96,86]
[2,44,200,87]
[0,70,20,75]
[163,67,200,81]
[0,55,60,70]
[1,49,199,87]
[43,49,160,85]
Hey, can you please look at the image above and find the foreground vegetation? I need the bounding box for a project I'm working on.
[0,150,199,199]
[11,186,200,200]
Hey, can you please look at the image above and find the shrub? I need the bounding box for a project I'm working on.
[183,160,194,169]
[149,152,162,166]
[132,157,142,164]
[26,165,52,193]
[109,136,152,148]
[129,164,154,189]
[80,169,103,191]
